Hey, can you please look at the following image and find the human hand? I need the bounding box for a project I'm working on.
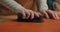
[40,10,59,20]
[17,9,40,19]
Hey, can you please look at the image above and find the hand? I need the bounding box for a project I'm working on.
[40,10,59,20]
[17,9,40,19]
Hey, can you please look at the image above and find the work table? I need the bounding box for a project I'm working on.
[0,11,60,32]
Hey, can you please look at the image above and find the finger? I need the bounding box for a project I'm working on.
[25,11,30,19]
[54,12,59,20]
[47,10,56,19]
[44,11,49,19]
[30,10,34,19]
[34,12,39,17]
[41,11,49,18]
[22,12,26,19]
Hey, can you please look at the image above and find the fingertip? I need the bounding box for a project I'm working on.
[31,14,34,19]
[26,13,30,19]
[34,12,39,18]
[56,16,59,20]
[54,12,59,20]
[22,13,26,19]
[31,12,34,19]
[46,16,49,19]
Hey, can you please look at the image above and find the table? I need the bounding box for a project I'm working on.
[0,12,60,32]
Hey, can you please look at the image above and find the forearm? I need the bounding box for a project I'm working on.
[0,0,25,13]
[39,0,48,10]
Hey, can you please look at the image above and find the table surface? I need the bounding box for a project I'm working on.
[0,12,60,32]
